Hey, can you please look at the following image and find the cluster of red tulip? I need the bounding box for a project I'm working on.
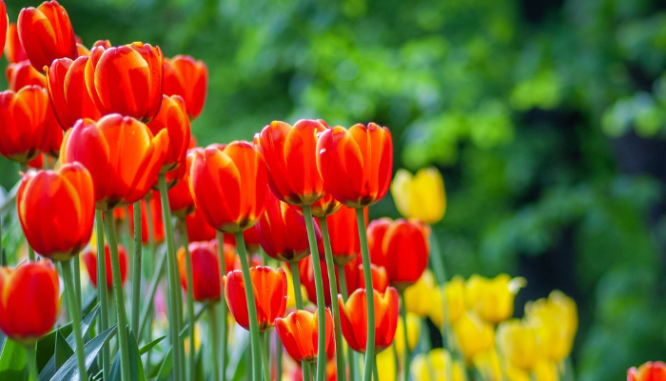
[0,2,436,381]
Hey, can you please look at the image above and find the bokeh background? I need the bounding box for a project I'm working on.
[2,0,666,379]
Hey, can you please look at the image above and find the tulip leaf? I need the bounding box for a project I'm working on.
[0,338,27,381]
[108,327,145,381]
[0,330,6,356]
[49,324,117,381]
[54,331,74,373]
[138,335,165,356]
[152,347,172,380]
[66,305,100,347]
[36,323,72,372]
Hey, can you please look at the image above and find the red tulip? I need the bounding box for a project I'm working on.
[17,162,94,261]
[27,153,45,169]
[185,208,217,243]
[18,1,78,71]
[60,114,168,210]
[46,56,102,130]
[256,120,328,206]
[0,86,52,162]
[256,190,321,263]
[163,55,208,120]
[275,309,334,363]
[189,142,268,233]
[223,266,288,332]
[316,123,393,208]
[6,61,46,91]
[0,4,7,59]
[324,205,367,265]
[85,42,163,122]
[127,191,165,245]
[81,243,129,289]
[41,105,62,157]
[368,218,430,290]
[147,95,190,172]
[338,287,399,354]
[628,362,666,381]
[223,226,261,254]
[177,240,233,302]
[0,261,60,344]
[5,24,28,64]
[168,149,196,218]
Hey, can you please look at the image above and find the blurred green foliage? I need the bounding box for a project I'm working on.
[2,0,666,379]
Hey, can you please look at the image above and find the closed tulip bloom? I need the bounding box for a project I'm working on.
[147,95,190,172]
[163,55,208,120]
[17,163,94,261]
[275,309,334,363]
[316,123,393,209]
[223,226,261,254]
[391,167,446,224]
[628,362,666,381]
[256,120,327,206]
[60,114,168,210]
[85,42,163,122]
[41,106,62,157]
[0,261,60,344]
[128,191,165,245]
[189,142,268,233]
[81,243,129,289]
[404,271,438,317]
[338,287,399,354]
[5,24,29,64]
[177,240,225,302]
[256,190,320,262]
[223,266,288,332]
[394,312,420,357]
[18,1,78,71]
[6,60,46,91]
[185,208,217,242]
[524,290,577,362]
[465,274,526,324]
[168,149,196,218]
[368,218,430,290]
[325,205,366,265]
[0,86,52,162]
[430,275,466,328]
[473,349,503,381]
[27,153,45,169]
[411,349,466,381]
[452,312,494,362]
[497,319,541,371]
[46,56,102,130]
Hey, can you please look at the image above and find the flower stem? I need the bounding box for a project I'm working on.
[60,259,88,380]
[399,290,409,381]
[131,201,142,336]
[373,356,379,381]
[104,211,131,381]
[215,231,228,381]
[73,256,81,309]
[95,210,111,380]
[0,216,4,266]
[235,231,262,381]
[138,248,166,339]
[261,332,271,381]
[289,261,312,381]
[180,219,196,381]
[355,207,376,381]
[24,343,39,381]
[275,331,282,380]
[209,303,221,381]
[318,217,346,381]
[337,266,356,381]
[158,173,184,380]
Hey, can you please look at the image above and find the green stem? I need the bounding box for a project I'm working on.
[24,343,39,381]
[131,201,142,336]
[60,259,88,380]
[289,261,312,381]
[95,210,111,380]
[338,265,355,381]
[158,174,183,380]
[138,248,166,339]
[319,217,346,381]
[399,291,409,381]
[302,206,327,381]
[373,356,379,381]
[73,257,81,310]
[216,231,228,381]
[0,215,4,266]
[180,219,196,381]
[104,211,132,381]
[235,231,262,381]
[276,331,282,381]
[19,163,34,262]
[261,332,271,381]
[355,208,375,381]
[209,303,221,381]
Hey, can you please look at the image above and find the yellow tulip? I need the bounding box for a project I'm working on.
[465,274,526,324]
[473,350,503,381]
[377,345,397,381]
[429,276,466,328]
[497,319,541,371]
[394,312,421,357]
[525,290,577,362]
[506,360,560,381]
[405,271,437,317]
[391,167,447,224]
[411,348,465,381]
[282,264,307,309]
[452,311,494,362]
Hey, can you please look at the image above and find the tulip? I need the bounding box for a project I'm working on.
[46,56,102,130]
[127,191,165,245]
[0,261,60,344]
[505,359,560,381]
[81,243,129,289]
[403,270,438,317]
[185,208,217,242]
[525,290,578,362]
[168,149,196,218]
[316,123,393,209]
[338,287,399,354]
[628,362,666,381]
[147,95,191,172]
[391,167,446,224]
[275,309,334,363]
[452,312,494,362]
[496,319,541,371]
[85,42,163,122]
[368,218,430,290]
[472,349,502,381]
[27,153,45,169]
[177,240,230,302]
[283,263,307,309]
[323,205,366,265]
[189,142,268,233]
[223,266,288,332]
[5,24,28,64]
[0,86,52,163]
[394,313,420,357]
[17,163,94,261]
[429,276,466,328]
[465,274,526,324]
[163,55,208,120]
[41,106,62,157]
[60,114,168,210]
[411,349,466,381]
[6,61,46,91]
[223,226,261,254]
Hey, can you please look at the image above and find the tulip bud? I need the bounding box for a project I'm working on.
[163,55,208,120]
[5,23,28,64]
[177,240,232,303]
[465,274,526,324]
[391,167,446,224]
[127,191,165,245]
[0,86,52,163]
[452,312,494,363]
[275,309,334,363]
[338,287,399,354]
[147,95,191,172]
[628,362,666,381]
[6,60,46,91]
[81,243,129,289]
[496,319,541,371]
[185,208,217,243]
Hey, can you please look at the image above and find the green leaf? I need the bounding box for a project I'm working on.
[66,305,100,348]
[81,294,98,317]
[36,323,72,372]
[0,330,6,355]
[54,331,74,372]
[139,335,165,356]
[108,328,145,381]
[49,324,117,381]
[153,347,172,381]
[0,339,27,381]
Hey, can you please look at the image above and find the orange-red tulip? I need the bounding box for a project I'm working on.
[128,191,165,245]
[189,142,268,233]
[628,361,666,381]
[6,60,46,91]
[223,266,287,332]
[0,2,7,58]
[316,123,393,209]
[275,309,334,363]
[186,208,217,243]
[324,205,367,265]
[27,153,45,169]
[147,95,190,172]
[81,243,129,289]
[163,55,208,120]
[18,1,78,71]
[256,190,321,262]
[60,114,168,210]
[0,261,60,344]
[338,287,399,354]
[0,86,52,162]
[47,56,102,130]
[177,240,232,303]
[5,23,28,64]
[85,42,163,122]
[168,149,196,218]
[223,226,261,254]
[256,120,327,206]
[41,106,62,157]
[368,218,430,290]
[17,163,94,261]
